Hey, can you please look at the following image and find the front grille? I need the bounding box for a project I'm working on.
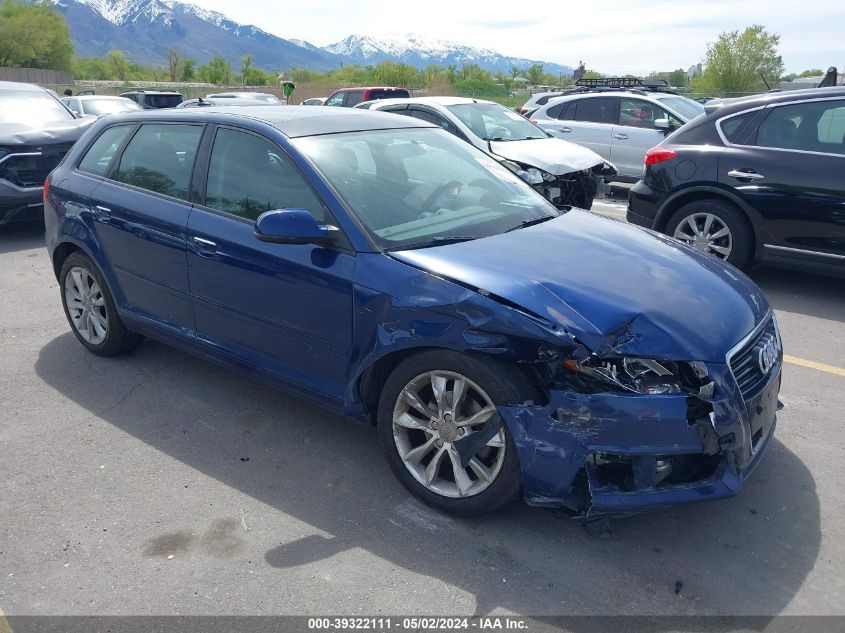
[0,143,74,188]
[729,317,780,399]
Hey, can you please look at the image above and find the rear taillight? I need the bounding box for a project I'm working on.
[529,119,538,125]
[518,108,527,114]
[43,177,50,202]
[644,147,677,165]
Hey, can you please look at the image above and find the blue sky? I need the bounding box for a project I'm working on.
[187,0,844,74]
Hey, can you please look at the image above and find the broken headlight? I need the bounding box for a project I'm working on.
[561,357,705,395]
[499,160,555,185]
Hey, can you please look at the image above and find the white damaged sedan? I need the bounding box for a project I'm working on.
[361,96,617,209]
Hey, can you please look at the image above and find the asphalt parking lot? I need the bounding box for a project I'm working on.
[1,203,844,618]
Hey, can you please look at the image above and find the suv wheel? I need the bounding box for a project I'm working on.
[60,252,143,356]
[378,351,523,516]
[666,199,752,268]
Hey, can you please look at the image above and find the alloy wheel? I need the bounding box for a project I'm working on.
[64,266,109,345]
[392,371,506,498]
[673,212,733,260]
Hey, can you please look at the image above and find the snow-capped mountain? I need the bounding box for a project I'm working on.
[326,34,573,76]
[33,0,345,71]
[32,0,573,76]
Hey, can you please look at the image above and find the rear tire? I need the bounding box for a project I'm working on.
[665,199,752,269]
[377,350,524,516]
[60,252,143,356]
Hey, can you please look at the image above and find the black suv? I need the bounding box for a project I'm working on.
[119,90,183,109]
[0,81,94,229]
[628,86,845,275]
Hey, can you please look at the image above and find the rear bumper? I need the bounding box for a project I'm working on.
[626,180,665,228]
[0,179,44,226]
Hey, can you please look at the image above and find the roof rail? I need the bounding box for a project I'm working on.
[572,77,678,94]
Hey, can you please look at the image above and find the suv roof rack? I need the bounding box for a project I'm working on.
[568,77,679,95]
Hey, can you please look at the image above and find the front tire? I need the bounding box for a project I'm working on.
[60,252,143,356]
[377,351,523,516]
[665,198,752,269]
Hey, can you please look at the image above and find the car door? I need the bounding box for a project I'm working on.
[545,96,617,162]
[720,97,845,264]
[86,122,203,338]
[611,98,679,178]
[344,90,365,107]
[186,125,356,401]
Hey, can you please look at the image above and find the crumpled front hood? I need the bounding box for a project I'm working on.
[489,137,604,175]
[0,119,93,147]
[391,211,768,362]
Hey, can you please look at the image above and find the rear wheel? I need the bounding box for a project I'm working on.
[665,198,752,269]
[378,351,523,516]
[60,252,143,356]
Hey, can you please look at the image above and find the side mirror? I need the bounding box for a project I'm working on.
[654,118,672,131]
[254,208,337,245]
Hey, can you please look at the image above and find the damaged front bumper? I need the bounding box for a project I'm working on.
[498,361,781,519]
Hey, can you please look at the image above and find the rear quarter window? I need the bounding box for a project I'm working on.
[77,126,134,176]
[719,111,757,144]
[368,89,410,100]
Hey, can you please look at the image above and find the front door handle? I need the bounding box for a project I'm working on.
[94,205,111,223]
[192,236,217,254]
[728,169,765,181]
[558,127,572,133]
[613,133,629,140]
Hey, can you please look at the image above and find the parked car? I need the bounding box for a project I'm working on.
[628,86,845,274]
[45,106,781,519]
[517,90,567,117]
[531,90,705,180]
[61,95,142,118]
[300,97,326,106]
[362,96,616,209]
[324,87,410,108]
[177,97,274,108]
[119,90,183,109]
[206,92,283,104]
[0,81,95,229]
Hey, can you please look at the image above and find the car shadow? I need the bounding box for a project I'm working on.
[749,266,845,324]
[34,333,820,617]
[0,221,44,255]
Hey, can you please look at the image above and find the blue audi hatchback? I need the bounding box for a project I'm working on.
[44,107,782,519]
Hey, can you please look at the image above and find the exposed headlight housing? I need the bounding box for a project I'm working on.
[561,356,707,395]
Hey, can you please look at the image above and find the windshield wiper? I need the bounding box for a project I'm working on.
[505,216,555,232]
[389,236,481,251]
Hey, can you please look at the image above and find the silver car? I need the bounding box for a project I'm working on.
[363,96,616,209]
[531,91,704,180]
[60,95,142,118]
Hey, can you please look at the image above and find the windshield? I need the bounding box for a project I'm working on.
[0,90,73,124]
[294,128,559,250]
[655,96,705,121]
[84,99,140,116]
[446,103,547,141]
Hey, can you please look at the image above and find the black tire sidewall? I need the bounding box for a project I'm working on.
[667,199,753,269]
[377,350,524,516]
[59,252,133,356]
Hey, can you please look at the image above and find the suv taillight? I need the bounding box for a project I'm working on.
[43,177,50,202]
[644,147,677,165]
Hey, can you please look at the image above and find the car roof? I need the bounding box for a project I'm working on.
[102,105,436,138]
[0,81,47,93]
[69,95,134,100]
[703,86,845,117]
[120,90,182,95]
[371,96,496,108]
[332,86,407,92]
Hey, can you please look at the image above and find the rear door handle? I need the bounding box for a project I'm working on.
[727,169,765,181]
[558,127,572,133]
[613,133,629,140]
[192,236,217,255]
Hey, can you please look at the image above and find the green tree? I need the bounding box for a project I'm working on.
[694,25,784,95]
[667,68,688,87]
[799,68,823,77]
[107,50,130,82]
[526,63,545,85]
[180,59,195,81]
[239,54,253,86]
[198,56,233,85]
[0,0,74,71]
[166,48,181,82]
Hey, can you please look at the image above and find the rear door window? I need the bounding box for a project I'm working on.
[573,97,616,124]
[204,127,326,222]
[114,124,203,200]
[345,91,365,107]
[754,99,845,155]
[77,125,134,176]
